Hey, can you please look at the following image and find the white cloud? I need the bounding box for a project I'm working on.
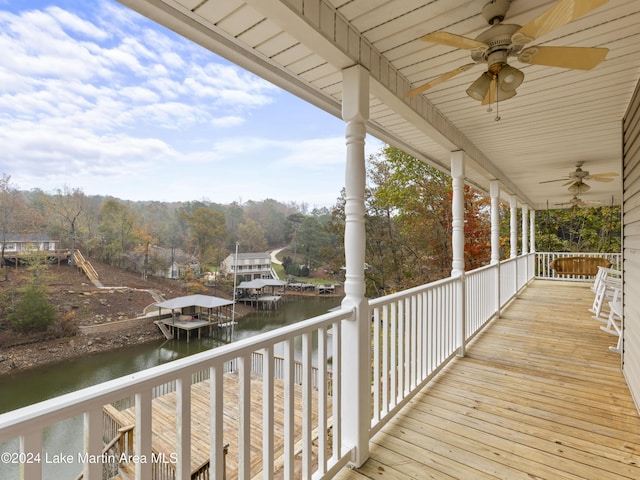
[0,1,385,208]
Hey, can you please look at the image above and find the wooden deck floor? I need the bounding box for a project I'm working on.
[338,280,640,480]
[106,373,326,479]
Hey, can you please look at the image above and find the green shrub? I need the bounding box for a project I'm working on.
[8,285,56,332]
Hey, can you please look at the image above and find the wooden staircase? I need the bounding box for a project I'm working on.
[154,320,174,340]
[73,250,100,285]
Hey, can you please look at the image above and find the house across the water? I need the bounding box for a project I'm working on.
[220,252,276,281]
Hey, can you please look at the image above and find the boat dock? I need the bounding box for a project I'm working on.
[154,318,221,342]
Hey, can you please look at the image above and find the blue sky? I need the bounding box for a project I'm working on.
[0,0,383,208]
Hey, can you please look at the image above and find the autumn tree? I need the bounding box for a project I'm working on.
[328,145,494,296]
[181,207,227,268]
[133,222,158,280]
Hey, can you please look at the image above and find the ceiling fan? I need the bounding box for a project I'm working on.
[406,0,610,104]
[555,195,601,208]
[540,161,618,193]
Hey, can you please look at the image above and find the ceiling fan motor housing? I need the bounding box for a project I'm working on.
[472,23,522,66]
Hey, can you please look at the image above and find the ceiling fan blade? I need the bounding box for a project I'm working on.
[590,172,618,181]
[406,63,476,98]
[512,0,609,44]
[421,32,487,50]
[539,178,570,184]
[518,46,609,70]
[563,180,575,186]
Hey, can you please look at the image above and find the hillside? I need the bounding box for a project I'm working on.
[0,260,245,376]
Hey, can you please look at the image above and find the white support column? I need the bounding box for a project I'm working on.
[490,180,501,318]
[530,209,536,253]
[522,204,529,255]
[510,195,518,258]
[451,151,465,277]
[451,151,466,357]
[340,64,370,468]
[490,180,500,265]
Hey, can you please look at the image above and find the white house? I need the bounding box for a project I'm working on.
[220,251,275,281]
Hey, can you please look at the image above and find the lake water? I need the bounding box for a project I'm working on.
[0,295,342,479]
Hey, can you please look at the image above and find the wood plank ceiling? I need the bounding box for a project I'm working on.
[119,0,640,209]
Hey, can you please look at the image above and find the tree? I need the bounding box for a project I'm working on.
[536,205,621,253]
[296,216,328,270]
[99,199,139,266]
[236,218,268,252]
[181,207,227,267]
[244,199,294,247]
[133,223,158,280]
[0,174,18,280]
[8,284,56,332]
[8,250,56,332]
[39,186,87,265]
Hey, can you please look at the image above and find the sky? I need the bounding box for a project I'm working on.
[0,0,383,208]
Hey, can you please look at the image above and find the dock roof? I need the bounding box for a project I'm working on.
[154,294,233,310]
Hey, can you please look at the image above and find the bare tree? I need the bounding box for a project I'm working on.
[42,186,87,265]
[0,173,17,280]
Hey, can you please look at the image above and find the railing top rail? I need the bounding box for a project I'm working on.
[369,275,458,307]
[0,306,353,440]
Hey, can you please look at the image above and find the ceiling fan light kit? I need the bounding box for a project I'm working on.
[407,0,610,117]
[466,72,493,100]
[498,64,524,92]
[568,181,591,194]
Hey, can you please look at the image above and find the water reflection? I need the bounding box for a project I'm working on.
[0,295,342,413]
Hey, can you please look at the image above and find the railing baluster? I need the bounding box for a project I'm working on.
[317,326,328,475]
[135,389,152,480]
[176,375,191,480]
[20,431,42,480]
[372,306,381,421]
[302,332,313,479]
[410,295,417,389]
[331,320,342,464]
[238,354,251,480]
[210,365,224,480]
[262,347,274,480]
[83,408,102,479]
[283,339,294,480]
[382,305,389,414]
[390,303,397,406]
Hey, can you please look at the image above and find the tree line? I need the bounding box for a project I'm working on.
[0,145,621,298]
[0,173,334,277]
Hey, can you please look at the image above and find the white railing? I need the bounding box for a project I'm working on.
[0,253,539,480]
[465,263,499,338]
[500,257,518,305]
[368,254,535,434]
[369,276,459,431]
[0,308,353,480]
[535,252,621,281]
